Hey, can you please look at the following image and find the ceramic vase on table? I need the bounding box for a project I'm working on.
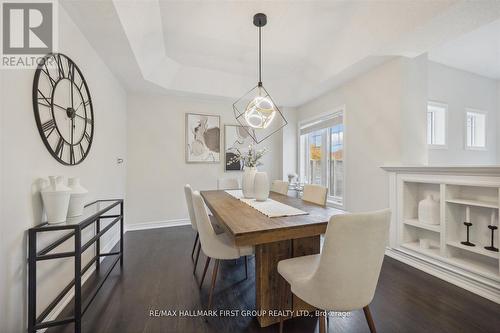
[67,178,88,217]
[242,166,257,198]
[254,172,270,201]
[41,176,71,224]
[418,195,440,225]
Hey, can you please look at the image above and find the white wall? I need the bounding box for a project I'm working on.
[281,107,298,180]
[0,4,127,332]
[297,57,428,213]
[428,61,498,165]
[126,93,283,227]
[498,82,500,159]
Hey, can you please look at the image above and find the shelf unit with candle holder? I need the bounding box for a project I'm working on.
[383,166,500,304]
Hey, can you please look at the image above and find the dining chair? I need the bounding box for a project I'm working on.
[217,177,239,190]
[184,184,224,274]
[271,180,289,195]
[191,190,254,310]
[302,184,328,206]
[277,209,391,333]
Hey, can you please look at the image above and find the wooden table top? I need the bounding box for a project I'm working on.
[200,190,345,246]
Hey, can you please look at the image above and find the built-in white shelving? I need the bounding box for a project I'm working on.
[446,240,499,259]
[403,219,440,233]
[382,166,500,304]
[446,198,498,209]
[400,241,441,258]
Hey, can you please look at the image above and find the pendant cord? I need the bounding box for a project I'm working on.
[258,26,262,86]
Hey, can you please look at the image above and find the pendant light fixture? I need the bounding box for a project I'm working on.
[233,13,287,144]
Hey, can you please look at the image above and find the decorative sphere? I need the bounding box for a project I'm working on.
[244,96,276,129]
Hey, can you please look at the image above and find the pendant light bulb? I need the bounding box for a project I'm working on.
[244,88,276,129]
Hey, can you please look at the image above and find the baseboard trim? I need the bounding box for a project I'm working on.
[385,247,500,304]
[40,231,121,332]
[125,219,190,232]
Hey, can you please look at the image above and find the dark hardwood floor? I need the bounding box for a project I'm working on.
[49,226,500,333]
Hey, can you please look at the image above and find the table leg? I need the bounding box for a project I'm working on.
[255,235,320,327]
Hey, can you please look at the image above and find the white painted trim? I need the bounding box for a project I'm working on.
[381,165,500,176]
[40,231,121,332]
[297,105,347,209]
[385,248,500,304]
[125,218,190,232]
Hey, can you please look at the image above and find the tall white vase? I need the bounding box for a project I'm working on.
[68,178,88,217]
[41,176,71,224]
[254,172,270,201]
[242,166,257,198]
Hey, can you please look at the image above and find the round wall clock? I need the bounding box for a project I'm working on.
[33,53,94,165]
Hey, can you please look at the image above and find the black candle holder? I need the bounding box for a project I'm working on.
[484,225,498,252]
[461,222,475,247]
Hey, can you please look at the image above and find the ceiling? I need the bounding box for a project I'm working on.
[429,18,500,79]
[60,0,500,107]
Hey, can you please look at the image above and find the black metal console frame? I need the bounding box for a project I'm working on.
[28,199,124,333]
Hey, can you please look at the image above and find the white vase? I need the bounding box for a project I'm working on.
[254,172,270,201]
[41,176,71,224]
[67,178,88,217]
[242,166,257,198]
[418,195,440,225]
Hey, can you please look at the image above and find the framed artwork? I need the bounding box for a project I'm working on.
[224,124,253,171]
[185,113,220,163]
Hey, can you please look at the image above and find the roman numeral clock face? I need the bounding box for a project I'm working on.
[33,53,94,165]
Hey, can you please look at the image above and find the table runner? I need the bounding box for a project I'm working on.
[225,190,308,218]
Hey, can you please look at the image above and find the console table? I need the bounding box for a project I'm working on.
[28,199,124,333]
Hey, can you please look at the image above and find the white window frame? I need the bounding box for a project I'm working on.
[297,106,346,209]
[464,108,487,151]
[427,101,448,149]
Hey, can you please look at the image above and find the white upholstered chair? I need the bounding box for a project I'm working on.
[191,191,254,309]
[302,184,328,206]
[217,177,239,190]
[271,180,289,195]
[184,184,224,274]
[278,209,391,333]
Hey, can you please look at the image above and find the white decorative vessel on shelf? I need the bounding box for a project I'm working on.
[419,238,431,249]
[242,166,257,198]
[418,195,440,225]
[41,176,71,224]
[254,172,270,201]
[67,177,88,217]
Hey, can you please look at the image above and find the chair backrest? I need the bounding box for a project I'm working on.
[191,191,239,259]
[303,209,391,311]
[217,178,239,190]
[271,180,289,195]
[302,184,327,206]
[184,184,197,231]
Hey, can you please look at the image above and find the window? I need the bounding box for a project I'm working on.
[466,110,486,149]
[427,102,447,147]
[299,110,344,206]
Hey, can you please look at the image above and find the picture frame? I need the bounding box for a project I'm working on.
[185,113,221,163]
[224,124,254,171]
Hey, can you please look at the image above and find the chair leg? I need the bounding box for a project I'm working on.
[279,277,286,333]
[199,256,211,288]
[193,244,201,275]
[319,310,326,333]
[244,256,248,280]
[191,232,199,261]
[363,306,377,333]
[207,259,220,310]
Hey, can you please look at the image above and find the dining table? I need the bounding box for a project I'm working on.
[200,189,345,327]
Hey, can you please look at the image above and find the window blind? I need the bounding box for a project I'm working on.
[299,113,343,135]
